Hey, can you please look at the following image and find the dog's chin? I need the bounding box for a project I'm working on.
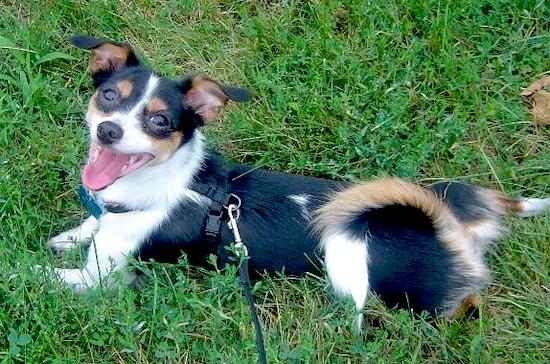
[82,142,155,191]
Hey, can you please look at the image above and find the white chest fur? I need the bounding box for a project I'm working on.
[50,132,210,291]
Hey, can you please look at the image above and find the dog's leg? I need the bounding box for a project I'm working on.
[321,230,369,331]
[51,209,165,291]
[449,292,481,319]
[48,216,99,252]
[52,231,136,292]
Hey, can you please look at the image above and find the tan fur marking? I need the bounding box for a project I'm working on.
[192,76,227,101]
[464,219,500,237]
[117,80,133,99]
[147,97,168,113]
[147,131,184,164]
[463,218,503,258]
[497,195,524,214]
[450,293,481,319]
[475,188,523,215]
[315,178,451,235]
[91,43,131,73]
[87,92,111,118]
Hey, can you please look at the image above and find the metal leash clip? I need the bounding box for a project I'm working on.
[226,194,248,257]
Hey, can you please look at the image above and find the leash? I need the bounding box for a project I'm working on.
[226,200,268,364]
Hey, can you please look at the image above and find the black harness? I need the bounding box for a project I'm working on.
[188,176,237,257]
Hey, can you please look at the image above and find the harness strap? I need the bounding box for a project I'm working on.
[188,165,230,255]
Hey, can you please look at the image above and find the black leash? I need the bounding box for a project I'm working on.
[189,160,268,364]
[226,201,268,364]
[238,259,267,364]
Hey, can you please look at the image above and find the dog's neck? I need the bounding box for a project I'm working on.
[94,131,209,211]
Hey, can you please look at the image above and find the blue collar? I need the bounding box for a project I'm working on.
[78,185,130,218]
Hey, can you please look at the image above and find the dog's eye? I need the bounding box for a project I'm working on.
[103,89,117,101]
[150,114,169,127]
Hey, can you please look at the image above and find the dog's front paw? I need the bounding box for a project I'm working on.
[47,234,80,253]
[47,217,99,253]
[47,227,92,253]
[34,265,90,292]
[32,264,53,275]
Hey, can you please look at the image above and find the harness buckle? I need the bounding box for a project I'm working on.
[204,209,223,245]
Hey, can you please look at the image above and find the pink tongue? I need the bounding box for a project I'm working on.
[82,148,131,191]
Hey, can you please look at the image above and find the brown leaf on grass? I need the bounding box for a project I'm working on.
[521,76,550,125]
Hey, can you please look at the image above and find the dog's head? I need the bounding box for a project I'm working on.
[71,35,251,191]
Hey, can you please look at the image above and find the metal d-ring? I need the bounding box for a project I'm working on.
[224,193,242,210]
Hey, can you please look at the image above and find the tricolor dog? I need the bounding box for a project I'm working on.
[46,36,550,327]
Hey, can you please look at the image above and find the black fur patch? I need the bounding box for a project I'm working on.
[134,153,345,276]
[71,35,114,50]
[153,77,202,137]
[347,204,472,314]
[222,85,253,102]
[137,201,213,267]
[94,68,150,112]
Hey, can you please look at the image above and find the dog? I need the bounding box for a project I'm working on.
[46,35,550,328]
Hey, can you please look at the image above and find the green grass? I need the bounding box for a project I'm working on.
[1,0,549,362]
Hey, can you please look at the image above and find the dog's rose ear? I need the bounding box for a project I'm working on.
[70,35,140,83]
[181,76,252,123]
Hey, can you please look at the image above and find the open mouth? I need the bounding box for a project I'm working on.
[82,142,155,191]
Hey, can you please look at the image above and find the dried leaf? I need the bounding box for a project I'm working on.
[521,75,550,125]
[520,76,550,96]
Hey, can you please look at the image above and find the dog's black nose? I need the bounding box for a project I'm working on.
[97,121,123,144]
